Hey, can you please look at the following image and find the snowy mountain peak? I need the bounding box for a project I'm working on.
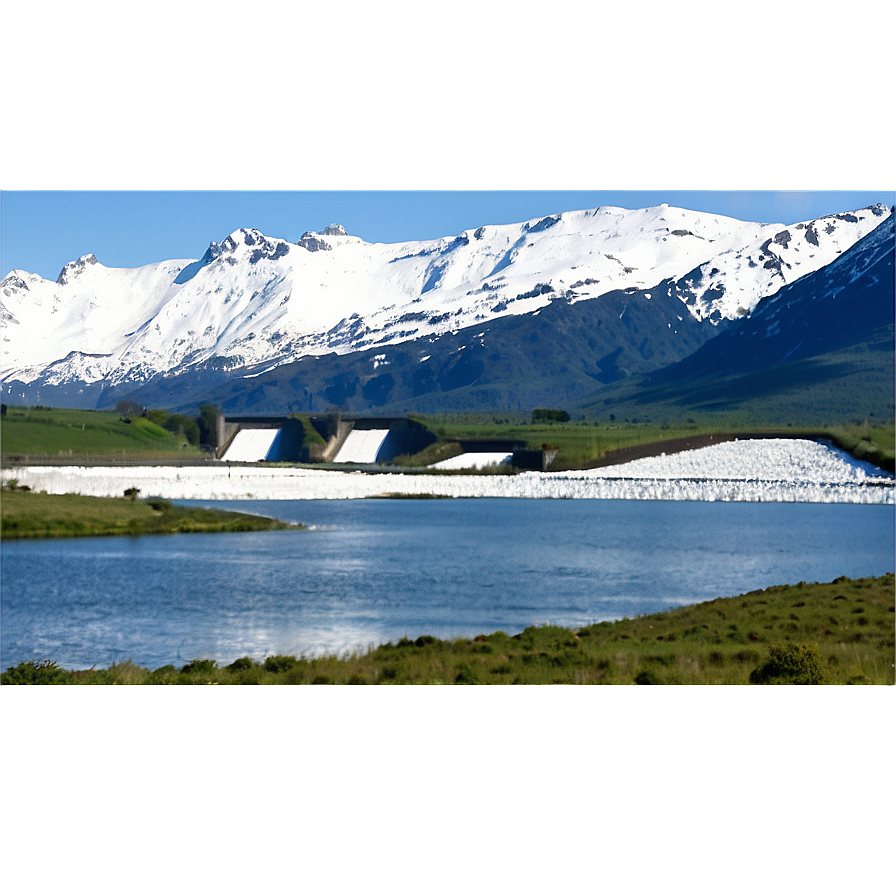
[56,253,100,285]
[2,203,890,401]
[199,228,294,265]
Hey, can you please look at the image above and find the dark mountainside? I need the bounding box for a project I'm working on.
[107,279,724,415]
[577,213,895,423]
[655,212,894,379]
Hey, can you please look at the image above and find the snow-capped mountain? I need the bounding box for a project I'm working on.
[1,202,889,408]
[653,210,895,379]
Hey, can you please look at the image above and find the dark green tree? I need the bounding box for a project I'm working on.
[197,403,221,450]
[532,408,570,423]
[163,414,200,446]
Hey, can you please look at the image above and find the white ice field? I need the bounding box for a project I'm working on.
[4,439,893,504]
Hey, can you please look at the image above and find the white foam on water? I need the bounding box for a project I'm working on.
[4,440,893,504]
[220,428,281,462]
[333,428,390,464]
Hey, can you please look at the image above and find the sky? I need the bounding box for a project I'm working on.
[2,190,893,282]
[3,8,892,283]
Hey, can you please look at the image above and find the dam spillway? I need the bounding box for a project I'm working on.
[216,414,439,465]
[332,428,391,464]
[220,428,282,462]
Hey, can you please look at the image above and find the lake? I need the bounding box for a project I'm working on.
[1,498,893,670]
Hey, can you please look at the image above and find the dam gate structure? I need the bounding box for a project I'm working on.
[217,414,437,465]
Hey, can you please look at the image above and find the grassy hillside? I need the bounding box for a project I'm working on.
[4,575,892,684]
[576,328,895,429]
[1,405,204,461]
[0,488,298,538]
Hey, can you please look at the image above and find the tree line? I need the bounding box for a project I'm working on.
[115,401,220,452]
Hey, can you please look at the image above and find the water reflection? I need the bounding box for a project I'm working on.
[2,499,893,669]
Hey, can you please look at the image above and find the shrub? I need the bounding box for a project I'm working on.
[263,655,299,673]
[1,659,70,685]
[233,666,261,685]
[532,408,570,423]
[146,498,172,512]
[181,659,217,675]
[105,660,147,684]
[634,669,661,685]
[226,657,255,672]
[164,414,200,446]
[414,635,437,647]
[147,664,179,683]
[749,643,829,685]
[455,667,478,684]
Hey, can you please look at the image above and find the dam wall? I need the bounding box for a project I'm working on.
[217,414,437,465]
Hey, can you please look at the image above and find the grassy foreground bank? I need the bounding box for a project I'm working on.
[0,489,298,538]
[4,575,893,684]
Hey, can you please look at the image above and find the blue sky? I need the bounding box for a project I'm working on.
[2,190,892,282]
[2,8,892,283]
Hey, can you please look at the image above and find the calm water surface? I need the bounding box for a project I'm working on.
[2,498,893,669]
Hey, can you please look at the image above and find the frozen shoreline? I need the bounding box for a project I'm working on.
[3,439,893,504]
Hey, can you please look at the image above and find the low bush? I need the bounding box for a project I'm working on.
[147,664,179,683]
[749,643,829,685]
[634,669,661,685]
[1,659,70,685]
[181,659,217,675]
[263,655,300,673]
[455,666,478,684]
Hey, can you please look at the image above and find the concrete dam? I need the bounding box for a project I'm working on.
[218,415,436,465]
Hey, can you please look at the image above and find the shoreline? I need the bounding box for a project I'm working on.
[4,574,893,684]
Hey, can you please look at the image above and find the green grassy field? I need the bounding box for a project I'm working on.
[4,575,892,684]
[0,488,299,538]
[1,405,204,461]
[3,404,893,471]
